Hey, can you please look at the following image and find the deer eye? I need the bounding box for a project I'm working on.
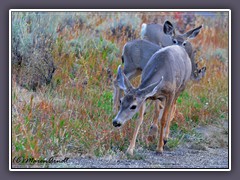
[172,39,178,44]
[119,99,122,104]
[130,105,137,110]
[182,41,187,46]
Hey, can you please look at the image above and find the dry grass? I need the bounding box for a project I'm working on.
[11,11,229,160]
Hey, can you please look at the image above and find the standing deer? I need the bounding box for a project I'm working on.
[113,21,206,114]
[141,21,206,81]
[112,23,203,156]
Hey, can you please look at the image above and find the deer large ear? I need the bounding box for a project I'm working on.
[137,76,163,99]
[163,20,175,36]
[116,65,134,93]
[183,25,203,39]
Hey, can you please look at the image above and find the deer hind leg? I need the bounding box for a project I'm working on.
[126,102,146,156]
[147,100,165,143]
[156,95,174,154]
[163,100,176,145]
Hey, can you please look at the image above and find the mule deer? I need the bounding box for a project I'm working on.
[113,21,206,113]
[141,21,206,81]
[112,24,203,156]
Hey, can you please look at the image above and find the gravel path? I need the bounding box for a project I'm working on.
[12,122,229,169]
[50,120,229,169]
[49,122,229,169]
[49,145,228,169]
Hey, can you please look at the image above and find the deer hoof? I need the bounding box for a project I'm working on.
[126,148,134,156]
[155,151,163,155]
[156,147,163,155]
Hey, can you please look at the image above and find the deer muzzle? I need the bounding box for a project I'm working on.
[112,119,122,127]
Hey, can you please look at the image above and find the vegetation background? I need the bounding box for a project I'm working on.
[11,11,229,164]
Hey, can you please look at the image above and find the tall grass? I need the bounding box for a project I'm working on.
[11,11,229,161]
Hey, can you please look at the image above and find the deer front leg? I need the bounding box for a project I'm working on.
[156,97,174,154]
[113,78,120,114]
[126,103,146,156]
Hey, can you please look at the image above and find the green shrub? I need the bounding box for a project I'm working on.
[12,12,59,90]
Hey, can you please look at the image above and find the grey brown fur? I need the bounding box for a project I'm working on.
[112,22,203,155]
[113,21,206,113]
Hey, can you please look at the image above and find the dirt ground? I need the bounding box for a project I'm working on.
[47,119,229,169]
[12,119,229,169]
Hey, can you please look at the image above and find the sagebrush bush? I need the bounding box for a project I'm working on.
[96,13,142,42]
[11,12,59,90]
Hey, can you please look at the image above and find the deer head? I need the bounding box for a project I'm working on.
[113,65,163,127]
[163,20,203,80]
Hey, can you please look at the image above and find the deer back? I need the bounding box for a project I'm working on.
[139,45,192,96]
[141,23,173,47]
[122,39,160,74]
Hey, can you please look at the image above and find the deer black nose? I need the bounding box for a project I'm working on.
[113,120,121,127]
